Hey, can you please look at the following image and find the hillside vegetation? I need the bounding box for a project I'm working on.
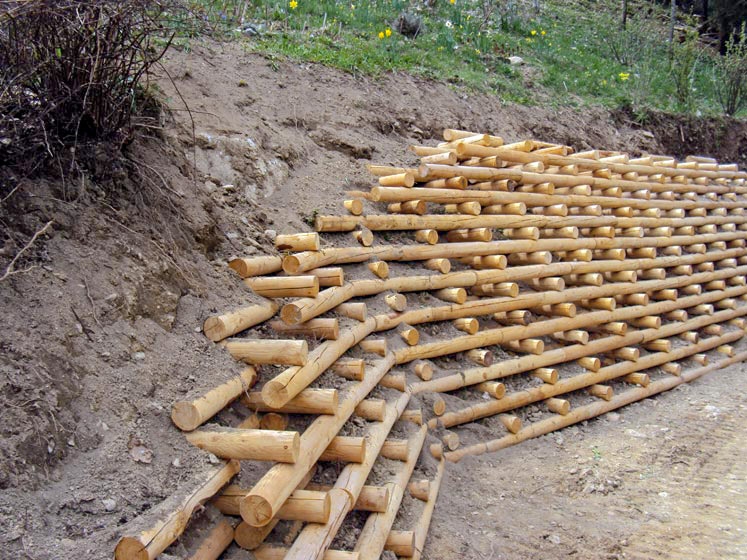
[175,0,747,118]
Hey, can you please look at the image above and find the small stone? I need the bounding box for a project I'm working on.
[548,534,561,545]
[132,352,145,361]
[207,453,220,464]
[102,498,117,511]
[172,458,182,468]
[264,229,277,240]
[607,412,620,422]
[508,56,525,65]
[658,491,669,498]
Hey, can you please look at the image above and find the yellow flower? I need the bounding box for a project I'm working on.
[350,3,355,9]
[475,48,481,54]
[541,30,546,36]
[601,79,607,85]
[450,0,455,4]
[385,28,391,37]
[531,30,537,36]
[378,31,384,39]
[618,72,630,81]
[289,0,297,8]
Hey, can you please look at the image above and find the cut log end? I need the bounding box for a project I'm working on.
[171,402,202,432]
[240,495,275,528]
[114,537,149,560]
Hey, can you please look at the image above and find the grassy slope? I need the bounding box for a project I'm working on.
[177,0,737,117]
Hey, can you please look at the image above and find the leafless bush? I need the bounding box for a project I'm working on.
[0,0,174,177]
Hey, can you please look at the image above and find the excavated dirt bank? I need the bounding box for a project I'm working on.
[1,39,745,559]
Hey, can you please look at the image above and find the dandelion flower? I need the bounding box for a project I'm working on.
[289,0,297,8]
[541,30,546,36]
[531,30,537,36]
[385,28,391,37]
[450,0,456,4]
[378,31,384,39]
[618,72,630,81]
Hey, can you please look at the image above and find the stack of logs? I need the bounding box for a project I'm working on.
[115,129,747,560]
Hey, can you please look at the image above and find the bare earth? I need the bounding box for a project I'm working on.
[1,39,746,559]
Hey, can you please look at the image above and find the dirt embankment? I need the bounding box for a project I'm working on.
[1,39,745,559]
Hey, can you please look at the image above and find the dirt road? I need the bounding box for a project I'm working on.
[426,359,747,559]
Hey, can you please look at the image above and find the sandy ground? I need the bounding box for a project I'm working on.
[426,360,747,559]
[1,37,746,559]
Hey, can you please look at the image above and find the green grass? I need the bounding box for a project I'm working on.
[174,0,743,117]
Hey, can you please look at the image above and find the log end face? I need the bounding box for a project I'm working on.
[280,303,302,325]
[171,402,201,432]
[202,316,225,342]
[282,255,301,274]
[114,537,149,560]
[261,381,289,409]
[228,258,248,278]
[240,494,275,528]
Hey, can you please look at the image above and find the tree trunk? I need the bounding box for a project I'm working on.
[702,0,708,19]
[622,0,628,29]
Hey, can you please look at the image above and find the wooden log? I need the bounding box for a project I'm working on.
[187,518,234,560]
[284,393,412,560]
[204,300,279,342]
[172,367,257,431]
[229,256,283,278]
[224,339,308,366]
[254,546,358,560]
[354,399,386,421]
[380,439,409,461]
[344,199,364,216]
[409,480,431,502]
[588,384,613,401]
[409,460,446,560]
[217,486,330,522]
[499,414,522,433]
[330,359,365,381]
[424,258,451,273]
[240,355,396,527]
[353,228,374,247]
[623,372,650,387]
[532,368,558,384]
[443,431,460,450]
[453,317,479,335]
[310,267,345,287]
[380,373,406,391]
[115,461,239,560]
[466,348,494,366]
[320,436,366,463]
[434,287,467,304]
[379,172,415,187]
[413,360,434,381]
[245,275,320,299]
[416,229,439,244]
[400,409,423,425]
[262,319,376,407]
[360,338,387,356]
[546,398,570,415]
[187,428,300,462]
[399,325,420,346]
[242,388,338,415]
[276,233,320,252]
[305,484,390,513]
[432,395,446,416]
[504,338,544,355]
[260,413,288,431]
[385,293,408,311]
[476,381,506,399]
[337,302,367,322]
[269,318,339,340]
[368,261,389,278]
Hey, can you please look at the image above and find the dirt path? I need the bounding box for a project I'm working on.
[426,360,747,559]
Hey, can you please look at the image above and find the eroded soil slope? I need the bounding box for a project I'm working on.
[1,39,745,559]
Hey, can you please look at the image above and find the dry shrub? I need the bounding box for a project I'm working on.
[0,0,174,178]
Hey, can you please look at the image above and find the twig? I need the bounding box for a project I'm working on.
[0,220,53,281]
[70,305,94,342]
[1,184,20,204]
[83,277,101,327]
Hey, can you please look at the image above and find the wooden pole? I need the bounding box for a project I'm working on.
[224,339,308,366]
[245,275,320,298]
[242,388,338,415]
[186,428,300,463]
[172,367,257,431]
[186,518,234,560]
[203,299,279,342]
[115,461,239,560]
